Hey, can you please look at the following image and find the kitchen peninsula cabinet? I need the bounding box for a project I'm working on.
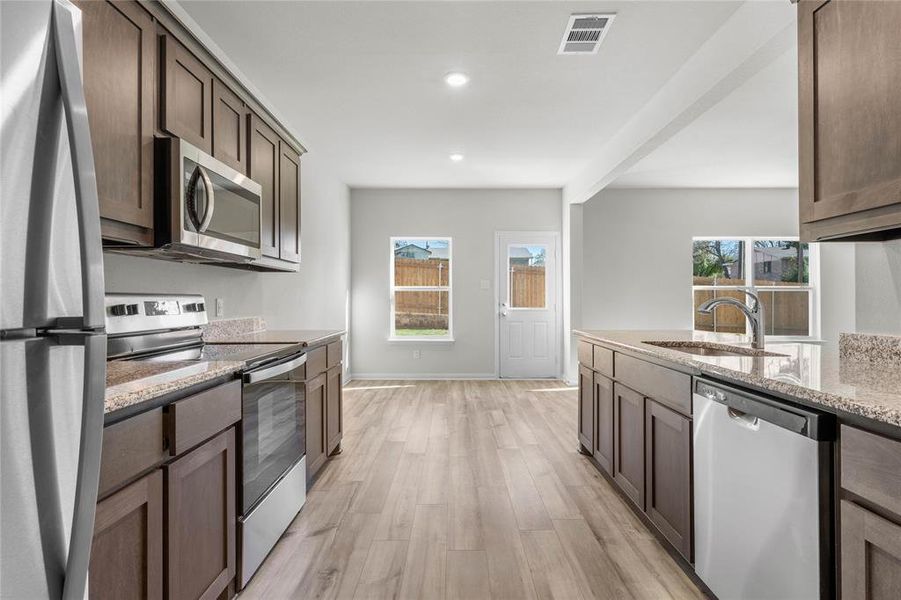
[160,35,213,154]
[305,340,345,485]
[576,338,694,562]
[305,372,327,484]
[798,0,901,241]
[75,0,155,246]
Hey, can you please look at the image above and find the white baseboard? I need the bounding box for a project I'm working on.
[348,372,498,381]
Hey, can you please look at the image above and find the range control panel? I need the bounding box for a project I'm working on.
[105,293,209,336]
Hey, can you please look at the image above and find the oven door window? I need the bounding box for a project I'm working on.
[242,378,305,513]
[183,158,261,248]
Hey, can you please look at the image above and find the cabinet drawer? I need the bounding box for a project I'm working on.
[303,346,327,380]
[167,380,241,456]
[577,341,593,368]
[99,408,166,498]
[593,346,613,378]
[327,340,343,368]
[841,425,901,517]
[615,353,691,416]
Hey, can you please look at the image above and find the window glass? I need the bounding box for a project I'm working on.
[508,245,546,308]
[692,240,744,285]
[753,241,809,286]
[391,238,452,339]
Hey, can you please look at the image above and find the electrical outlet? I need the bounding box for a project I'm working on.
[480,279,491,290]
[215,298,225,317]
[412,350,421,360]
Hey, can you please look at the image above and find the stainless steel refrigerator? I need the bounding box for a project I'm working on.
[1,1,106,598]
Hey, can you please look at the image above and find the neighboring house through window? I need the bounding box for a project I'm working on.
[692,238,818,338]
[390,237,452,340]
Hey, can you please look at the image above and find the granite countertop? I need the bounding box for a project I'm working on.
[574,329,901,430]
[106,359,243,415]
[203,328,345,346]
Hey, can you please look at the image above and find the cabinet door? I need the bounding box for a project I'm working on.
[166,428,235,600]
[278,141,301,263]
[841,500,901,600]
[247,114,280,258]
[613,383,645,509]
[799,0,901,238]
[90,470,163,600]
[305,373,327,485]
[645,399,692,560]
[326,365,343,455]
[593,373,614,476]
[211,79,245,173]
[161,35,212,153]
[75,0,154,245]
[577,365,594,452]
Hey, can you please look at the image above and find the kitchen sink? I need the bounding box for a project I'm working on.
[642,341,788,358]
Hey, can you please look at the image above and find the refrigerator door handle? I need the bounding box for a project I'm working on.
[52,0,105,332]
[58,333,106,600]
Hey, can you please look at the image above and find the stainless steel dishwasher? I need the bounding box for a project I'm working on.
[693,378,835,600]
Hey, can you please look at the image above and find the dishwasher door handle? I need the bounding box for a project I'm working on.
[727,407,760,431]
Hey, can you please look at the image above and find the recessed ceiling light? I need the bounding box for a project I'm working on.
[444,72,469,88]
[449,153,464,162]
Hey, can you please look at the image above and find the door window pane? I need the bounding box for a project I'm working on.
[394,290,449,336]
[693,240,744,285]
[508,245,546,308]
[753,241,810,286]
[394,239,450,286]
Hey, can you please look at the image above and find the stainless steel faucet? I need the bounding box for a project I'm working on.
[697,290,765,349]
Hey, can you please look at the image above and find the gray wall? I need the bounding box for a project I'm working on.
[580,188,856,341]
[350,188,562,378]
[855,240,901,335]
[104,153,351,336]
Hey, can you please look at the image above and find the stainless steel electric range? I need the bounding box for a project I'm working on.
[105,293,308,588]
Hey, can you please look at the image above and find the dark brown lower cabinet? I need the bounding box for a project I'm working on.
[90,470,163,600]
[645,399,692,560]
[593,373,614,476]
[326,365,343,455]
[578,365,594,452]
[613,383,645,509]
[165,428,235,600]
[305,372,328,484]
[841,500,901,599]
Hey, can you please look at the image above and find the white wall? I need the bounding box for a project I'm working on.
[104,153,351,335]
[350,188,562,378]
[580,188,856,341]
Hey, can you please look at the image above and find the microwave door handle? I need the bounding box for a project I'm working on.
[53,0,104,331]
[244,354,307,384]
[197,166,215,233]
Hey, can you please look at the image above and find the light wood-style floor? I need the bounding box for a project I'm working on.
[240,380,704,600]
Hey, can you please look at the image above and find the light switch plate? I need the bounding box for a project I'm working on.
[480,279,491,290]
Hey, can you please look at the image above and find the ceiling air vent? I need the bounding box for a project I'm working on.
[558,13,615,55]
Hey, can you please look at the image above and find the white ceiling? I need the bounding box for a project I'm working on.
[610,44,798,188]
[178,0,745,188]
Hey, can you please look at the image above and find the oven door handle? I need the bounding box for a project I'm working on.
[244,353,307,384]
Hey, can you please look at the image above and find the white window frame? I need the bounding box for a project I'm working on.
[691,236,820,341]
[389,236,454,342]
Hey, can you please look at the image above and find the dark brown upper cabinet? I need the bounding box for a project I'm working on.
[247,113,280,258]
[278,141,302,263]
[798,0,901,241]
[211,78,246,173]
[76,0,155,246]
[645,399,692,561]
[161,35,213,154]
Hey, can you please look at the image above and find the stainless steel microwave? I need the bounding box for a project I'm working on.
[127,137,263,264]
